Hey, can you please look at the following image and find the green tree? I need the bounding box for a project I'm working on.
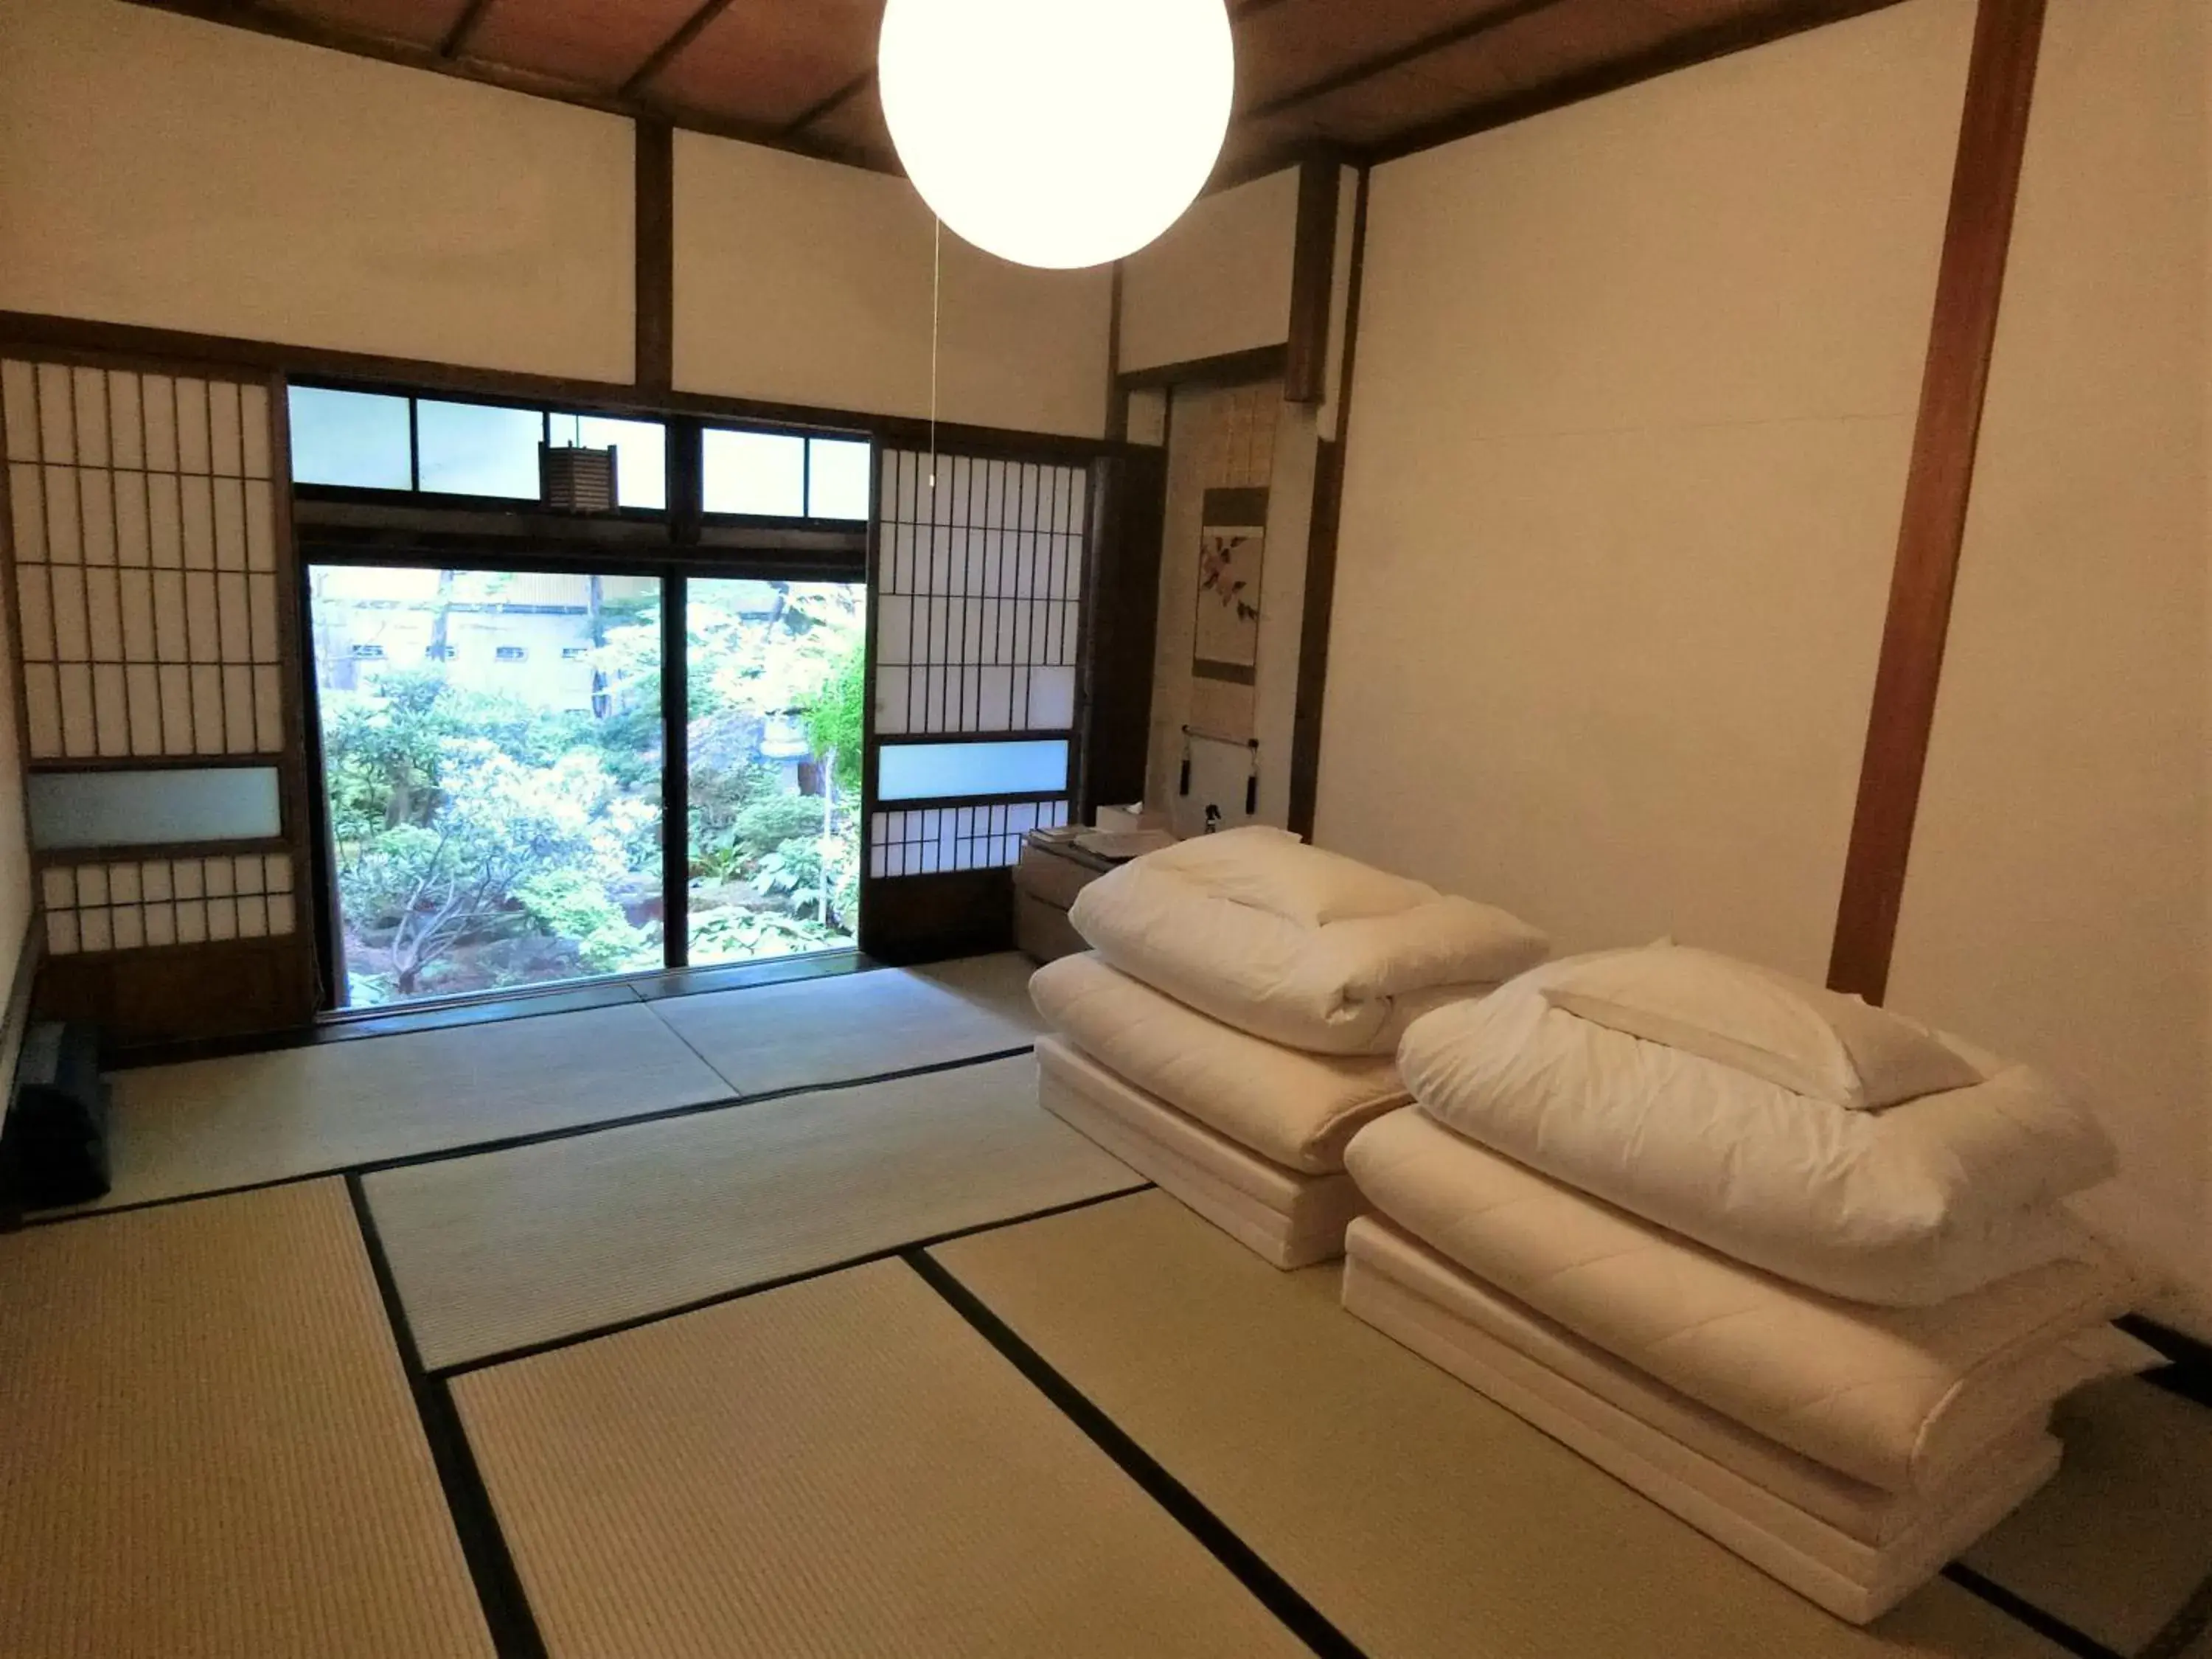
[337,737,653,996]
[802,637,864,794]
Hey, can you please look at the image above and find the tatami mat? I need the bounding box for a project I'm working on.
[931,1192,2072,1659]
[451,1259,1310,1659]
[648,962,1035,1096]
[1963,1377,2212,1654]
[909,950,1049,1033]
[0,1180,490,1658]
[95,1002,730,1208]
[366,1054,1138,1369]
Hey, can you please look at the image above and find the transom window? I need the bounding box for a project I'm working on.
[287,386,869,524]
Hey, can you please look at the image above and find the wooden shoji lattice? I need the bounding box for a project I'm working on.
[41,852,295,956]
[872,451,1087,738]
[868,449,1088,879]
[3,361,285,761]
[869,800,1070,879]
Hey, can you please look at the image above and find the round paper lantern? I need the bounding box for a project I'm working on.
[878,0,1235,271]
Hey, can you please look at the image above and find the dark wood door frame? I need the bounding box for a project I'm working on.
[1826,0,2045,1002]
[1287,166,1371,841]
[1284,154,1346,406]
[636,120,675,395]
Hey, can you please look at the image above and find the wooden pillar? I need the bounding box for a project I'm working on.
[1826,0,2045,1002]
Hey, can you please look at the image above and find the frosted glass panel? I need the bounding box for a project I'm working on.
[807,438,872,520]
[417,400,541,499]
[29,765,282,849]
[702,429,804,516]
[288,387,411,489]
[876,740,1068,801]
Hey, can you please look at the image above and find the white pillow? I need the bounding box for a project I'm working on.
[1540,944,1983,1110]
[1140,825,1444,928]
[1398,973,2118,1306]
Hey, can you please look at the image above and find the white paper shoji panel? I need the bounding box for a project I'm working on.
[42,852,294,956]
[3,361,284,762]
[873,450,1086,738]
[867,801,1068,878]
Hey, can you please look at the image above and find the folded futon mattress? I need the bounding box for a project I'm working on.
[1068,826,1547,1056]
[1398,945,2118,1306]
[1030,951,1408,1174]
[1345,1107,2146,1496]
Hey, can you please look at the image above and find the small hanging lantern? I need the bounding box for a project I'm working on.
[540,443,619,515]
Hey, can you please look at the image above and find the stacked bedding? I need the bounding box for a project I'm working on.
[1340,943,2155,1621]
[1029,827,1548,1266]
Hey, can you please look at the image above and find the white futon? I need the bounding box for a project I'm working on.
[1339,945,2155,1622]
[1029,827,1548,1266]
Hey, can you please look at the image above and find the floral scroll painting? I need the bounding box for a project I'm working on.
[1195,493,1267,671]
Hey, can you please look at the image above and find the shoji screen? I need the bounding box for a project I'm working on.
[1,357,316,1037]
[864,448,1089,956]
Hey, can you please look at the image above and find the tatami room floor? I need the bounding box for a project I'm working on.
[1,953,2208,1659]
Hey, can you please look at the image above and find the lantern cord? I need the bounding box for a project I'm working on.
[928,215,942,493]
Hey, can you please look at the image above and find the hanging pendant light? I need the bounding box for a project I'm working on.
[878,0,1235,271]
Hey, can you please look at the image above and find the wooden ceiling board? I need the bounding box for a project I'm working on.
[260,0,466,52]
[1635,0,1805,24]
[1231,0,1509,109]
[651,0,886,129]
[801,77,898,170]
[126,0,1916,185]
[1292,60,1502,144]
[1413,0,1685,94]
[465,0,705,91]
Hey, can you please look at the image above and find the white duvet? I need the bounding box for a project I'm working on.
[1067,827,1548,1055]
[1029,951,1409,1174]
[1346,1107,2146,1494]
[1398,967,2118,1306]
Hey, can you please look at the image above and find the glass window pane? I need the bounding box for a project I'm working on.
[701,429,805,517]
[806,438,872,521]
[416,400,543,499]
[308,563,664,1006]
[29,767,282,849]
[287,386,411,489]
[686,578,866,967]
[549,414,667,511]
[876,740,1068,801]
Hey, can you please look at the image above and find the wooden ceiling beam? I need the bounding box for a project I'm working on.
[116,0,898,172]
[1357,0,1911,163]
[437,0,496,59]
[1239,0,1573,122]
[784,70,873,136]
[782,0,1288,144]
[619,0,737,97]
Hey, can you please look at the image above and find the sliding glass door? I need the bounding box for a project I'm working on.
[307,563,869,1008]
[684,578,865,966]
[308,565,665,1006]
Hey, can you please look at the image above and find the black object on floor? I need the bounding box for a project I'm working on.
[0,1022,111,1209]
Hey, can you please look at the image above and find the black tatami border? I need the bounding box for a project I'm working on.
[432,1181,1153,1380]
[2140,1565,2212,1659]
[10,1042,1038,1232]
[905,1246,1370,1659]
[345,1174,549,1659]
[1940,1566,2125,1659]
[10,1012,2188,1659]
